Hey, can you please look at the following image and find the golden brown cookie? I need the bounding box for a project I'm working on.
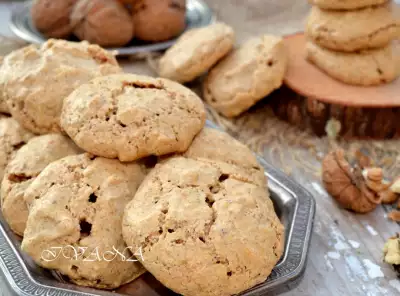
[0,117,34,181]
[308,0,389,10]
[0,57,9,114]
[61,74,206,161]
[183,127,266,187]
[132,0,186,42]
[122,156,284,296]
[204,35,288,117]
[22,154,146,289]
[1,134,80,236]
[306,4,400,52]
[3,40,121,134]
[71,0,134,47]
[306,41,400,86]
[31,0,78,38]
[159,23,235,83]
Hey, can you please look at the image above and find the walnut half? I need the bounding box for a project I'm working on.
[322,149,382,213]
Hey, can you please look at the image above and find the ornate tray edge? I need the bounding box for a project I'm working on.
[0,121,316,296]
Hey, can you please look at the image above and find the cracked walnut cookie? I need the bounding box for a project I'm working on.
[21,154,146,289]
[182,127,266,188]
[2,39,121,134]
[306,4,400,52]
[122,157,284,296]
[61,74,206,161]
[1,134,80,236]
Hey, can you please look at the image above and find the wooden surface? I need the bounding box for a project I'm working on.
[1,1,400,296]
[271,86,400,139]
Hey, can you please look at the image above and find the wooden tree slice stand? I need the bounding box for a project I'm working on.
[272,33,400,139]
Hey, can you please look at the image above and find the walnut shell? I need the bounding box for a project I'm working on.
[132,0,186,42]
[71,0,134,47]
[31,0,78,38]
[322,149,382,213]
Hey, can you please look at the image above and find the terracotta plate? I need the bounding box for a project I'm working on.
[284,33,400,108]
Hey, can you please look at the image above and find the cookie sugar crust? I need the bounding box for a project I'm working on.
[22,153,146,289]
[123,156,284,296]
[61,74,206,161]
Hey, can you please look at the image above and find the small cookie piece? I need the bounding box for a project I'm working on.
[159,23,235,83]
[306,41,400,86]
[61,74,206,161]
[1,134,80,236]
[31,0,78,38]
[71,0,134,47]
[183,127,266,187]
[132,0,186,42]
[123,157,284,296]
[308,0,389,10]
[3,40,121,134]
[306,5,400,52]
[0,117,34,180]
[22,154,146,289]
[204,35,288,118]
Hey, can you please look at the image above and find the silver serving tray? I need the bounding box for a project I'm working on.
[9,0,215,55]
[0,121,315,296]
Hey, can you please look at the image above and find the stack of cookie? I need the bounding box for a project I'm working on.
[0,38,284,296]
[158,22,289,118]
[305,0,400,86]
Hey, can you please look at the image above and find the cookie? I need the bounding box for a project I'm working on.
[122,157,284,296]
[132,0,186,42]
[308,0,389,10]
[182,127,266,187]
[0,117,34,181]
[61,74,206,161]
[203,35,288,118]
[306,5,400,52]
[31,0,78,39]
[306,41,400,86]
[3,39,121,134]
[22,154,146,289]
[1,134,80,236]
[159,23,235,83]
[0,57,9,114]
[71,0,134,47]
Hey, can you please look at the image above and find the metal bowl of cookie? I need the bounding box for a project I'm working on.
[9,0,215,56]
[0,121,315,296]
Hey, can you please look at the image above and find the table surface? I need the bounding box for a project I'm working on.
[0,1,400,296]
